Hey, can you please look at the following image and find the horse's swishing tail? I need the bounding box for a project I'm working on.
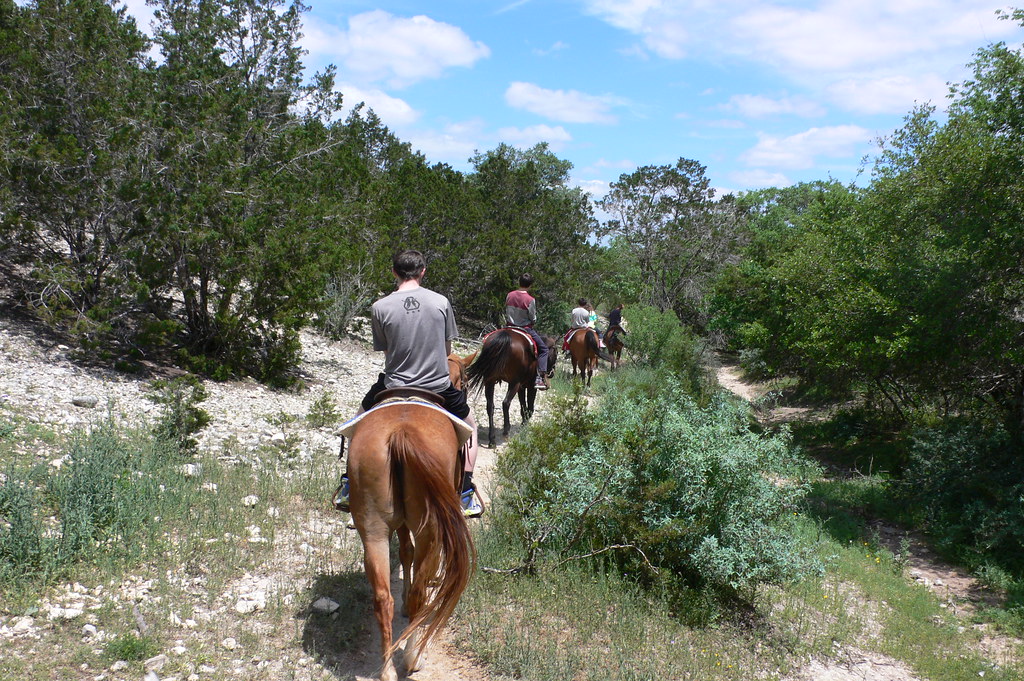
[465,331,513,394]
[586,329,613,363]
[385,426,474,660]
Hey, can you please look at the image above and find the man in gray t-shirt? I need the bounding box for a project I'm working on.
[370,286,457,393]
[335,249,483,517]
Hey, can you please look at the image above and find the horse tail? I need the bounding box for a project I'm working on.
[386,427,474,659]
[587,329,613,362]
[465,331,512,394]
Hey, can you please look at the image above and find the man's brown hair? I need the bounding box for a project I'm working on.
[393,250,426,281]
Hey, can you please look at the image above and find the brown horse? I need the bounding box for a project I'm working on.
[347,405,474,681]
[604,326,625,370]
[567,328,611,386]
[464,329,554,447]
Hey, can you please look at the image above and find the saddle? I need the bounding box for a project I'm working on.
[483,326,538,356]
[373,386,444,407]
[562,327,587,350]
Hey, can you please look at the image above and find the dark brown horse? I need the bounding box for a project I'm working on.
[567,328,611,386]
[347,405,474,681]
[604,325,625,370]
[464,329,554,447]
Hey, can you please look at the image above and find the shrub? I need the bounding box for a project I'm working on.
[147,375,211,455]
[316,270,376,340]
[0,421,181,586]
[306,390,340,429]
[622,305,709,397]
[897,420,1024,575]
[492,369,821,599]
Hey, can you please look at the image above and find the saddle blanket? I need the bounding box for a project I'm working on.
[339,397,474,448]
[563,327,586,351]
[483,326,537,355]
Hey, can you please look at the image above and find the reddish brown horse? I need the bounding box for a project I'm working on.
[464,329,554,447]
[567,328,611,386]
[347,404,474,681]
[604,326,625,370]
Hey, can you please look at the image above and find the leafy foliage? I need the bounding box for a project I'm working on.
[147,375,210,455]
[898,421,1024,573]
[597,158,741,327]
[493,370,820,598]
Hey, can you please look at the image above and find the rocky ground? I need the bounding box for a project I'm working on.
[0,314,504,681]
[1,316,1019,681]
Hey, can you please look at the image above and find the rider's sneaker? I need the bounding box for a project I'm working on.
[461,488,484,518]
[534,376,549,390]
[332,475,350,512]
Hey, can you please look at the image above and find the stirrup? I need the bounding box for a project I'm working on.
[461,487,484,518]
[332,475,350,512]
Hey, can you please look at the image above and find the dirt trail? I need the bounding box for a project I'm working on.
[715,357,1022,680]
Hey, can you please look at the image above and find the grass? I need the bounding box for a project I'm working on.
[1,363,1022,681]
[0,402,363,681]
[453,508,1023,681]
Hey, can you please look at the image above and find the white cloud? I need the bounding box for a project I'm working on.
[741,125,872,170]
[827,74,953,114]
[313,11,489,88]
[534,41,569,56]
[725,94,826,119]
[505,82,625,124]
[337,84,420,127]
[582,0,692,59]
[576,178,611,199]
[728,169,792,190]
[404,121,486,167]
[498,125,573,151]
[592,158,637,170]
[730,1,1013,73]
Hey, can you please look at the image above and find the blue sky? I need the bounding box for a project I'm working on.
[123,1,1020,199]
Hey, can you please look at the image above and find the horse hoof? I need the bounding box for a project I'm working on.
[380,662,398,681]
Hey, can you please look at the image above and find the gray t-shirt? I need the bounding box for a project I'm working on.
[570,306,590,329]
[371,286,457,392]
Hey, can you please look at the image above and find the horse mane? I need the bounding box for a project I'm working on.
[386,426,474,658]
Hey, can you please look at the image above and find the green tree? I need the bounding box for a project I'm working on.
[597,158,738,327]
[0,0,153,343]
[144,0,343,379]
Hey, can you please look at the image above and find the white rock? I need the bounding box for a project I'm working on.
[242,495,259,506]
[234,597,263,615]
[110,660,129,671]
[266,506,280,518]
[82,624,98,638]
[11,616,34,634]
[311,597,340,614]
[180,463,202,478]
[144,653,168,671]
[221,637,237,650]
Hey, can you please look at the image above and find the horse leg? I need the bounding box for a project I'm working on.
[501,383,516,436]
[517,386,535,424]
[403,524,441,673]
[484,382,497,447]
[363,533,397,681]
[397,526,413,618]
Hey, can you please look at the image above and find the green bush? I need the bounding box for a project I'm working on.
[492,369,821,599]
[147,375,211,455]
[898,421,1024,575]
[621,305,709,396]
[0,421,184,586]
